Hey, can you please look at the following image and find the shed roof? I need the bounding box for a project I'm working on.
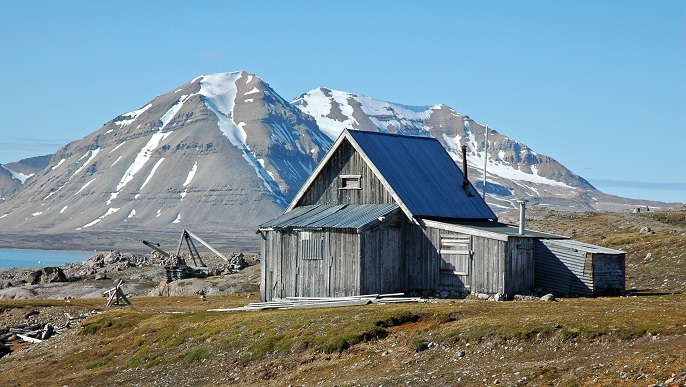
[288,129,497,221]
[539,239,625,255]
[258,204,399,233]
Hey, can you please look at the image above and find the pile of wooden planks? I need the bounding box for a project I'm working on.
[0,313,88,358]
[208,293,424,312]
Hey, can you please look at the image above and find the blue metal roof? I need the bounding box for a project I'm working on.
[259,204,399,232]
[346,130,497,220]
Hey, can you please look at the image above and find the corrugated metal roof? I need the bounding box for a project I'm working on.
[346,130,497,220]
[259,204,399,232]
[422,218,567,240]
[539,239,625,254]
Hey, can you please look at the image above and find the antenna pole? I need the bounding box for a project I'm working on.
[482,125,489,199]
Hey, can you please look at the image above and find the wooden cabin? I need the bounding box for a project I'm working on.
[257,129,621,301]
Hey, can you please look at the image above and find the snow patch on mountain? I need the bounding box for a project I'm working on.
[180,162,197,200]
[70,148,100,180]
[80,207,120,229]
[75,178,96,195]
[198,72,286,203]
[108,141,126,155]
[115,103,152,127]
[1,165,32,184]
[160,95,191,129]
[51,158,65,170]
[140,158,165,191]
[110,131,172,204]
[294,88,435,140]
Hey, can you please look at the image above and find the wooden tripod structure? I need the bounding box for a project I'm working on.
[142,229,229,267]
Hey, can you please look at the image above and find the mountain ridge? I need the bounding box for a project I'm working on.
[0,71,677,248]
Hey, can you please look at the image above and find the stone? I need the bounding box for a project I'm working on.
[27,267,68,285]
[478,293,490,300]
[619,371,628,379]
[457,350,466,357]
[639,226,653,234]
[494,293,505,302]
[540,293,556,302]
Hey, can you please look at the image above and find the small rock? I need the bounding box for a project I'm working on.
[493,293,505,302]
[478,293,490,300]
[639,226,653,234]
[619,371,628,379]
[457,350,466,357]
[540,293,556,302]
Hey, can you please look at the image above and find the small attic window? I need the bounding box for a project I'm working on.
[339,174,362,190]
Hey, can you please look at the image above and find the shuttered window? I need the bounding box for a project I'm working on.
[300,231,323,260]
[439,235,471,276]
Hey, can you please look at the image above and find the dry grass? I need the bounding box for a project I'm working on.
[1,293,685,386]
[1,208,685,386]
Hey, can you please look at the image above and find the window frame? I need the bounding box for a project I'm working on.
[338,174,362,190]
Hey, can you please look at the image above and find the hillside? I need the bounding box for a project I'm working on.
[0,207,684,386]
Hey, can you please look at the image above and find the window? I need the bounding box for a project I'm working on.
[339,174,361,190]
[300,230,323,260]
[439,235,471,276]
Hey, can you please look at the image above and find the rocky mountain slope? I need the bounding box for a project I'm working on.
[0,155,50,200]
[293,88,669,212]
[0,71,674,246]
[0,71,330,238]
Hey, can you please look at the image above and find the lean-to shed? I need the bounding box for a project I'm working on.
[535,239,625,296]
[258,129,567,301]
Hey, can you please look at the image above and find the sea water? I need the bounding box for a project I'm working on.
[0,249,95,270]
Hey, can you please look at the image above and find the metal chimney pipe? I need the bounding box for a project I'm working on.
[461,144,470,194]
[517,199,528,235]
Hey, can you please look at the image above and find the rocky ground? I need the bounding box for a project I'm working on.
[0,250,260,301]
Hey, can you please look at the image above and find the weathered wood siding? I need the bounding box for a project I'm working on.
[591,253,625,295]
[504,237,535,296]
[297,140,396,206]
[469,234,507,294]
[261,228,362,300]
[359,226,403,294]
[403,224,440,291]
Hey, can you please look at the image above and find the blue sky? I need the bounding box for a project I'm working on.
[1,1,684,203]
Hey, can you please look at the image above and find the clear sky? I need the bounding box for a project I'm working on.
[1,1,684,203]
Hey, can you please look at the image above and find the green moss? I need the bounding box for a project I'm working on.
[182,348,209,363]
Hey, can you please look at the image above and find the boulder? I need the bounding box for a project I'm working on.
[27,267,68,285]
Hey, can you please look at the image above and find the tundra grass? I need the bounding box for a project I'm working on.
[4,294,685,382]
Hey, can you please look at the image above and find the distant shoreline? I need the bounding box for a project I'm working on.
[0,228,261,255]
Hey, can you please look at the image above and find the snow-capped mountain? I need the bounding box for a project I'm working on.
[0,71,330,235]
[0,71,670,247]
[293,88,598,210]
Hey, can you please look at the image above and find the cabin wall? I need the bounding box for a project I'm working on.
[261,228,362,301]
[590,253,625,295]
[402,225,512,295]
[297,140,396,206]
[403,223,441,291]
[359,226,404,294]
